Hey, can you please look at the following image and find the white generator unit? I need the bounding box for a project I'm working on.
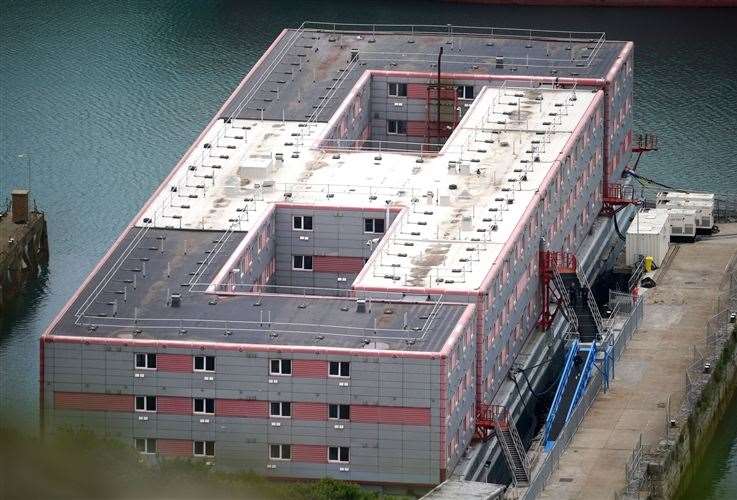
[656,191,714,231]
[666,208,697,240]
[626,208,671,267]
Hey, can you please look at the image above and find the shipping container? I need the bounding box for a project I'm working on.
[626,208,671,266]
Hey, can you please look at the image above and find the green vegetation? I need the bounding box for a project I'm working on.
[0,427,412,500]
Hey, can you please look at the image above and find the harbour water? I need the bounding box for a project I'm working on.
[1,0,735,493]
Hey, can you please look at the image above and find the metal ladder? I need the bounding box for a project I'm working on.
[576,268,607,340]
[497,418,531,487]
[552,267,579,334]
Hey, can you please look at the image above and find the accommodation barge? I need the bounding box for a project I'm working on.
[41,23,635,489]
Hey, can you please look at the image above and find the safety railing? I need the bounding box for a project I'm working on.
[615,264,737,499]
[300,21,605,45]
[519,295,643,500]
[577,267,607,340]
[542,339,579,448]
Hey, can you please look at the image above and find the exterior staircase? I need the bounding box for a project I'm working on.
[559,269,605,343]
[475,404,530,486]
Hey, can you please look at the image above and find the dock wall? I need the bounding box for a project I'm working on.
[638,262,737,498]
[647,324,737,498]
[0,210,49,310]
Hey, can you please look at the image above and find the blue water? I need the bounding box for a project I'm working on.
[1,0,736,493]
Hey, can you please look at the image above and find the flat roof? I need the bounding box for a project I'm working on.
[221,23,622,122]
[47,23,627,350]
[136,84,596,291]
[51,228,468,352]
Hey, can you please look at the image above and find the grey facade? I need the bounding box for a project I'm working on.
[41,23,635,490]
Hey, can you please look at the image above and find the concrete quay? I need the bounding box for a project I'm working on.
[539,224,737,500]
[0,192,49,311]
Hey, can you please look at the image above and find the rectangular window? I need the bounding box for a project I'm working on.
[388,82,407,97]
[328,404,350,420]
[135,353,156,369]
[269,444,291,460]
[270,359,292,376]
[270,401,292,418]
[193,355,215,372]
[292,255,313,271]
[193,398,215,415]
[457,85,474,100]
[329,361,350,378]
[364,218,385,234]
[387,119,407,135]
[328,446,350,463]
[135,395,156,412]
[292,215,313,231]
[193,440,215,457]
[135,438,156,454]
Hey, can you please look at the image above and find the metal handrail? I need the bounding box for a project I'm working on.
[565,342,597,423]
[543,339,579,447]
[300,21,605,43]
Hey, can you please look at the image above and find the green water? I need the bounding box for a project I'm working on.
[678,389,737,500]
[1,0,736,494]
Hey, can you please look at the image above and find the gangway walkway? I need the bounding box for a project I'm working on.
[543,341,598,449]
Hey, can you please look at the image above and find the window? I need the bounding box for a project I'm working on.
[292,255,313,271]
[388,82,407,97]
[457,85,474,100]
[329,404,350,420]
[270,402,292,418]
[270,359,292,376]
[329,361,350,378]
[387,119,406,135]
[135,353,156,369]
[328,446,350,463]
[269,444,291,460]
[193,398,215,415]
[194,355,215,372]
[364,218,385,234]
[135,396,156,412]
[193,440,215,457]
[293,215,313,231]
[135,438,156,454]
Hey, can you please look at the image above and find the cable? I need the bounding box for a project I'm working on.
[625,170,690,193]
[612,212,626,241]
[516,353,557,373]
[510,371,526,402]
[511,348,565,399]
[519,366,561,398]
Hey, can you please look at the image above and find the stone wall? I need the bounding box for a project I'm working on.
[645,325,737,498]
[0,210,49,310]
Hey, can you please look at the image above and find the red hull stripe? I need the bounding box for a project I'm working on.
[157,396,192,414]
[157,354,192,373]
[292,444,327,463]
[293,402,327,421]
[352,405,431,426]
[292,359,328,378]
[216,399,268,418]
[54,392,133,412]
[313,255,365,273]
[158,439,192,457]
[53,392,431,425]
